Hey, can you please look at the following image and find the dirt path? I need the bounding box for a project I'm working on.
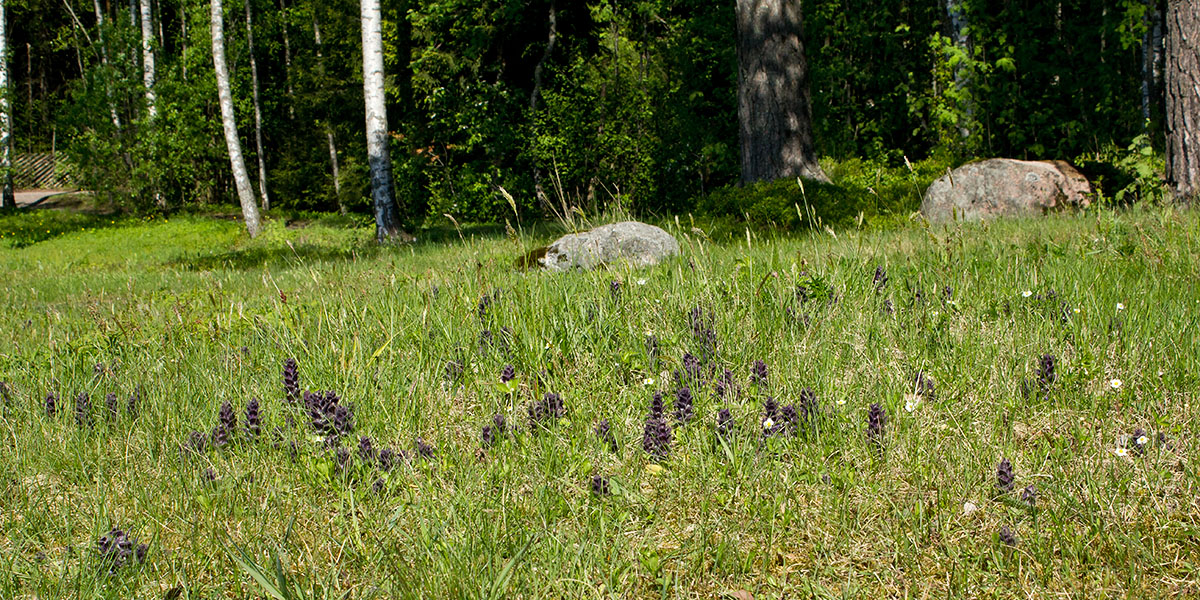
[14,189,78,208]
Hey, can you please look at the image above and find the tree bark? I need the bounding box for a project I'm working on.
[945,0,972,140]
[211,0,262,236]
[361,0,404,241]
[1165,0,1199,202]
[313,8,343,213]
[279,0,294,119]
[243,0,270,210]
[530,0,557,207]
[140,0,156,119]
[735,0,827,184]
[92,0,123,130]
[0,0,13,210]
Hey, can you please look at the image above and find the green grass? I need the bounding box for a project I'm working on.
[1,205,1199,598]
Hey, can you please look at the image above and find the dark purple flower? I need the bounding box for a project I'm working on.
[105,393,120,421]
[416,437,436,460]
[912,371,936,400]
[649,391,664,420]
[595,419,618,452]
[96,527,144,573]
[501,364,516,383]
[716,408,734,438]
[642,416,672,460]
[998,525,1017,546]
[335,446,351,472]
[674,387,694,424]
[213,402,237,447]
[492,412,507,434]
[997,458,1014,492]
[942,285,953,302]
[333,404,354,436]
[883,299,895,315]
[358,436,376,462]
[1021,484,1036,507]
[127,387,140,418]
[1037,354,1056,392]
[873,266,888,292]
[283,358,300,403]
[779,404,799,436]
[45,392,58,419]
[1132,428,1150,455]
[444,360,464,384]
[681,353,702,383]
[610,280,621,300]
[371,478,386,495]
[75,393,93,428]
[245,398,262,439]
[591,475,611,496]
[528,392,566,427]
[751,360,768,386]
[186,430,208,453]
[867,403,886,444]
[481,425,495,447]
[714,369,736,400]
[378,448,396,471]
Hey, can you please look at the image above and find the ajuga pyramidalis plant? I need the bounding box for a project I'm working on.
[245,398,262,439]
[867,403,886,445]
[674,388,694,424]
[283,358,300,403]
[997,458,1014,492]
[105,393,119,421]
[45,392,58,419]
[75,393,93,428]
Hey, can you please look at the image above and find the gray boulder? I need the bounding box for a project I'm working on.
[536,221,680,272]
[921,159,1092,222]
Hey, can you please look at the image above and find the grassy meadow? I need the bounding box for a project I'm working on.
[1,206,1199,598]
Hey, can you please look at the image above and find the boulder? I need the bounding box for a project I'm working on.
[535,221,680,272]
[921,159,1092,222]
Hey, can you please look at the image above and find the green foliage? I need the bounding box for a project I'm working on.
[1077,134,1168,206]
[696,156,953,231]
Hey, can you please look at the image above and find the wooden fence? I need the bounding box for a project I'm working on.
[10,153,74,189]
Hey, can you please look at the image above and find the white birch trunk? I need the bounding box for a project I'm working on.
[92,0,123,130]
[0,0,13,209]
[360,0,402,241]
[211,0,262,237]
[243,0,270,210]
[140,0,157,119]
[279,0,294,119]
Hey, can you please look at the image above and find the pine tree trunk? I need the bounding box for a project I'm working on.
[0,0,13,210]
[211,0,262,237]
[1165,0,1199,202]
[360,0,403,241]
[735,0,827,184]
[243,0,270,210]
[140,0,156,119]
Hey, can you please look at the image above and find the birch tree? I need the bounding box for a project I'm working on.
[360,0,404,241]
[243,0,270,210]
[211,0,262,236]
[92,0,122,130]
[0,0,12,210]
[139,0,156,118]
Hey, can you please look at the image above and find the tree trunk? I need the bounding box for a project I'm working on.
[530,0,557,206]
[211,0,262,237]
[180,2,188,81]
[945,0,972,140]
[1165,0,1199,202]
[327,129,343,213]
[279,0,295,119]
[140,0,156,118]
[243,0,270,210]
[0,0,13,210]
[313,8,342,212]
[360,0,404,241]
[92,0,123,130]
[735,0,827,184]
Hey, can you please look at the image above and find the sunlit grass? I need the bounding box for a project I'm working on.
[1,206,1198,598]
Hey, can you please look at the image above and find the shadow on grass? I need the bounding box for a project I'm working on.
[167,244,379,271]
